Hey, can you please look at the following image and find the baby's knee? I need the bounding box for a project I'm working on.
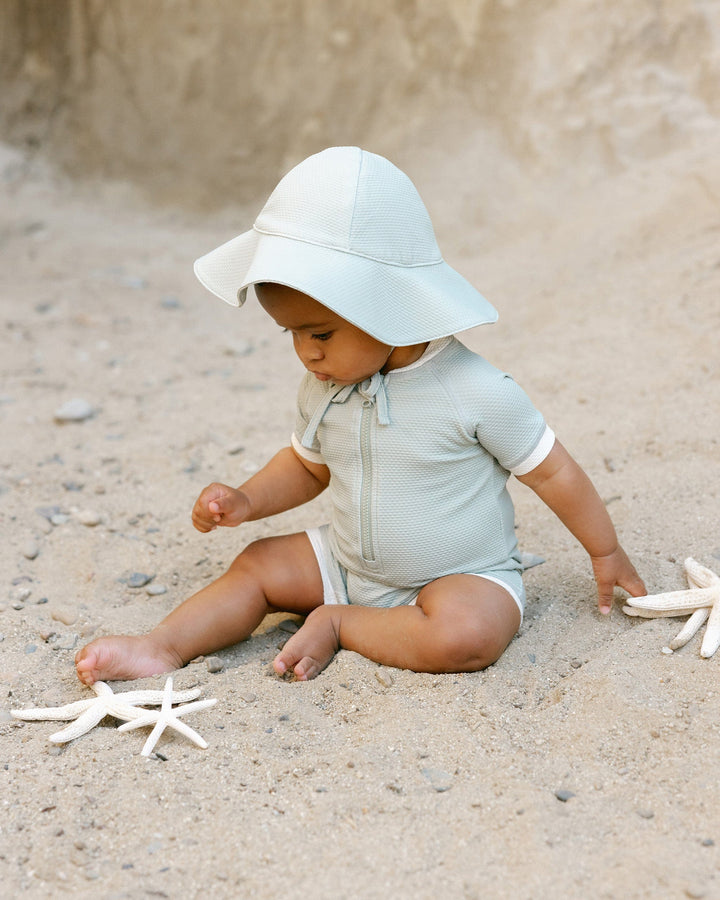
[227,538,275,575]
[433,617,507,672]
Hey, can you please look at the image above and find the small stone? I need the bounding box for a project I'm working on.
[52,634,79,651]
[50,513,69,526]
[36,505,62,522]
[122,573,154,589]
[701,838,714,847]
[520,552,546,571]
[636,808,655,819]
[206,656,224,673]
[240,693,258,704]
[684,888,706,899]
[661,646,673,655]
[554,789,576,802]
[146,583,167,596]
[13,586,32,603]
[77,510,102,527]
[51,606,78,626]
[278,619,300,634]
[421,768,453,793]
[22,541,40,560]
[25,643,38,654]
[223,339,254,358]
[54,398,95,423]
[0,709,13,723]
[375,669,395,688]
[161,295,181,309]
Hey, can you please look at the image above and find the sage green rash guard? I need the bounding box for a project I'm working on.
[291,337,555,607]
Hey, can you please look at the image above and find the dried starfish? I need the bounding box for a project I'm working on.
[623,558,720,657]
[117,676,217,756]
[11,680,202,744]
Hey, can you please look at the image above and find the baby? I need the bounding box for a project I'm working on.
[75,147,645,685]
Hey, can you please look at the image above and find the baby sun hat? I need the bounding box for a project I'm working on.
[193,146,497,346]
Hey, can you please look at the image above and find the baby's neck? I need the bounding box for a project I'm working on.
[382,342,430,373]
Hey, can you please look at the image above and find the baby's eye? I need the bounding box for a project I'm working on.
[311,332,332,342]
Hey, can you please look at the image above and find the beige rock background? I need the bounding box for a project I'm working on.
[1,2,720,898]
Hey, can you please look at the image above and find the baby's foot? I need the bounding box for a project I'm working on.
[75,635,182,686]
[273,607,340,681]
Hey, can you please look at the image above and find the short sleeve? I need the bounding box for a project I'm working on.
[473,372,553,475]
[292,373,326,465]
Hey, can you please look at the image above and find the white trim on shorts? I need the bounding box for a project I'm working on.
[306,527,523,623]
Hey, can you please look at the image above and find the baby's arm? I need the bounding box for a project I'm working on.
[192,446,330,532]
[516,440,646,612]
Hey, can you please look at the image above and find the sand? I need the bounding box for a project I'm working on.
[2,4,720,897]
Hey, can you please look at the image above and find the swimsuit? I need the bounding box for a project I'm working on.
[292,337,554,614]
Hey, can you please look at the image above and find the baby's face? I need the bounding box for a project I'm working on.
[256,283,395,385]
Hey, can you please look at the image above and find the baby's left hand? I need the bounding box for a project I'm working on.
[590,545,646,615]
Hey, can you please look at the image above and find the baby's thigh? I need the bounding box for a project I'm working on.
[416,574,521,668]
[232,532,325,615]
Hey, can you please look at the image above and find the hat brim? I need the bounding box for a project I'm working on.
[193,229,497,347]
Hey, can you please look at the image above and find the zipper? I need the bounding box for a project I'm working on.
[359,398,375,561]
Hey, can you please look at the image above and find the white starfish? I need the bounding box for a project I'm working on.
[116,676,217,756]
[10,680,202,744]
[623,558,720,657]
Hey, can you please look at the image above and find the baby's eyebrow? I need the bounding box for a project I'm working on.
[282,322,334,332]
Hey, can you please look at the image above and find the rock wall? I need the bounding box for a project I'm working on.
[1,0,718,209]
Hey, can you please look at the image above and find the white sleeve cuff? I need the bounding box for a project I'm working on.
[291,432,326,465]
[511,426,556,476]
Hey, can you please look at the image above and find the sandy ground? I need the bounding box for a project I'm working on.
[1,133,720,900]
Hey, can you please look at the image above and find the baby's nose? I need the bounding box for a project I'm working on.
[303,341,324,361]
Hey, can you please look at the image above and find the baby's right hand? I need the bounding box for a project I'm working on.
[192,483,252,532]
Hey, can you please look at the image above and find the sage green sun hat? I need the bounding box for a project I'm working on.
[193,147,497,346]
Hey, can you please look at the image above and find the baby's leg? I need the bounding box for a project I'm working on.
[75,532,324,684]
[274,575,521,680]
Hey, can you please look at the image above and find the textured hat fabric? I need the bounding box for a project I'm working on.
[193,147,497,346]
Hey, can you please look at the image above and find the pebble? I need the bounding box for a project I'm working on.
[278,619,300,634]
[206,656,224,673]
[76,510,102,527]
[421,768,453,792]
[520,552,546,571]
[554,789,576,802]
[636,808,655,819]
[122,572,154,588]
[54,398,95,423]
[0,709,13,723]
[223,339,254,357]
[22,540,40,560]
[146,583,168,596]
[51,606,78,626]
[52,634,79,651]
[13,586,32,603]
[240,693,258,704]
[24,643,37,654]
[36,505,62,522]
[375,669,395,688]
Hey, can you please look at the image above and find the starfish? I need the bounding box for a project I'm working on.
[116,676,217,756]
[623,558,720,657]
[10,680,202,744]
